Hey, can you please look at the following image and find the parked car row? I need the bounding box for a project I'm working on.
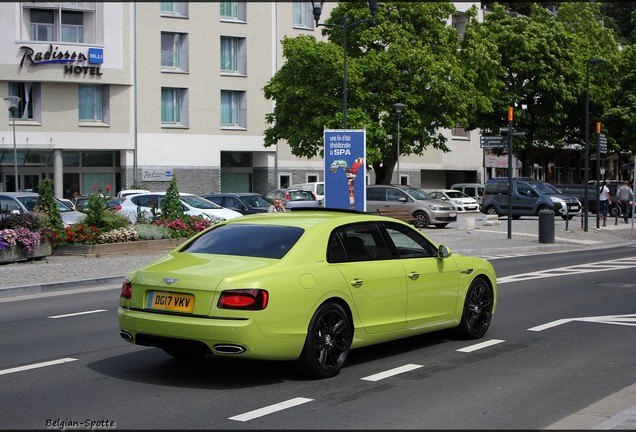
[0,192,86,226]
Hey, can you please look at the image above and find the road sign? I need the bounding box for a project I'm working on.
[599,134,607,154]
[480,135,506,149]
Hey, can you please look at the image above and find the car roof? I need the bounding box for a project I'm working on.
[219,209,400,230]
[0,192,39,197]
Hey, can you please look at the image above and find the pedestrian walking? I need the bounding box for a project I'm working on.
[599,181,611,227]
[617,180,634,224]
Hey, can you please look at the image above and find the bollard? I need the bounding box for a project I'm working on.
[538,209,555,243]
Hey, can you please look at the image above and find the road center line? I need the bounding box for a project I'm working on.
[0,358,78,376]
[457,339,505,353]
[229,397,313,422]
[361,364,423,382]
[48,309,107,319]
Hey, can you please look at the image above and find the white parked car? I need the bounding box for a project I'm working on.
[428,189,480,212]
[117,192,242,223]
[117,189,151,198]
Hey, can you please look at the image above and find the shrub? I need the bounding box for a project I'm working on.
[0,212,40,231]
[34,178,64,234]
[134,223,173,240]
[161,176,185,221]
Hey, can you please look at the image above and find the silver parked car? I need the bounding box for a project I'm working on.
[265,188,320,209]
[0,192,86,226]
[366,185,457,228]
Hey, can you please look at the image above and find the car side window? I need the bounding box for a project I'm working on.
[517,183,534,197]
[382,222,437,258]
[387,189,408,202]
[328,223,391,263]
[0,197,21,214]
[366,188,384,201]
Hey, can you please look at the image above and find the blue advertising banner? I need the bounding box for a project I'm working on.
[324,129,366,211]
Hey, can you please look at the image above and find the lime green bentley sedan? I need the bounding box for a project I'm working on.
[119,210,497,379]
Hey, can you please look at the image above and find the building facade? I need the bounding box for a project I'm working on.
[0,2,485,199]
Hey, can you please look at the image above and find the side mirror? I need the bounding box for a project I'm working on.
[437,245,452,259]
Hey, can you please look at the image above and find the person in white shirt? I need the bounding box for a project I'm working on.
[599,181,611,227]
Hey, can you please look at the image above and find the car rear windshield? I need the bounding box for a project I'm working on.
[180,224,304,259]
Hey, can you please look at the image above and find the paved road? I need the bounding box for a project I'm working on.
[1,212,635,430]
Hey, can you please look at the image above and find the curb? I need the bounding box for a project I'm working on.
[0,275,125,299]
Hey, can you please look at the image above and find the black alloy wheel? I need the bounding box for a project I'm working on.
[298,302,352,379]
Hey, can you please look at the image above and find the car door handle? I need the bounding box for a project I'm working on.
[350,278,363,288]
[408,272,420,280]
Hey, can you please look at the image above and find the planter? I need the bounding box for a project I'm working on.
[53,238,187,257]
[0,241,53,264]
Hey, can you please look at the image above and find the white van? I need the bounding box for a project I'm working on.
[450,183,485,205]
[288,181,325,206]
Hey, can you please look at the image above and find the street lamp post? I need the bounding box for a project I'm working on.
[311,0,378,129]
[583,57,605,232]
[3,96,21,192]
[394,102,405,185]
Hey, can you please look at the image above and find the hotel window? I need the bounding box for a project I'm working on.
[24,4,98,44]
[79,84,109,123]
[8,82,41,122]
[293,2,313,29]
[221,90,246,129]
[160,2,188,17]
[162,88,189,127]
[220,36,246,75]
[220,2,246,22]
[161,32,189,71]
[452,125,470,139]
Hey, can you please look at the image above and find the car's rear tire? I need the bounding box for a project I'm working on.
[297,302,352,379]
[455,277,493,340]
[413,211,429,228]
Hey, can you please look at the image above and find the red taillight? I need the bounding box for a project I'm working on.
[115,205,122,211]
[120,279,132,299]
[311,192,317,200]
[218,289,268,310]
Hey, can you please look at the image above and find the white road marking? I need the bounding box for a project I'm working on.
[48,309,107,319]
[0,358,78,376]
[457,339,505,353]
[529,314,636,332]
[229,397,313,422]
[497,257,636,284]
[361,364,423,382]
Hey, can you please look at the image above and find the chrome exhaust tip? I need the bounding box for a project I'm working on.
[213,344,246,354]
[120,331,133,341]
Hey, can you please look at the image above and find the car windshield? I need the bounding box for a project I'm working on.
[287,191,314,201]
[242,195,271,208]
[180,195,223,209]
[530,182,561,194]
[403,187,433,200]
[445,191,468,199]
[180,224,304,259]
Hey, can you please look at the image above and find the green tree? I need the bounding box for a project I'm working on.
[264,1,489,184]
[604,44,636,159]
[34,178,64,233]
[463,3,620,175]
[160,176,185,221]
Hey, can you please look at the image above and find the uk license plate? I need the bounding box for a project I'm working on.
[450,212,457,217]
[571,205,580,211]
[147,291,194,313]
